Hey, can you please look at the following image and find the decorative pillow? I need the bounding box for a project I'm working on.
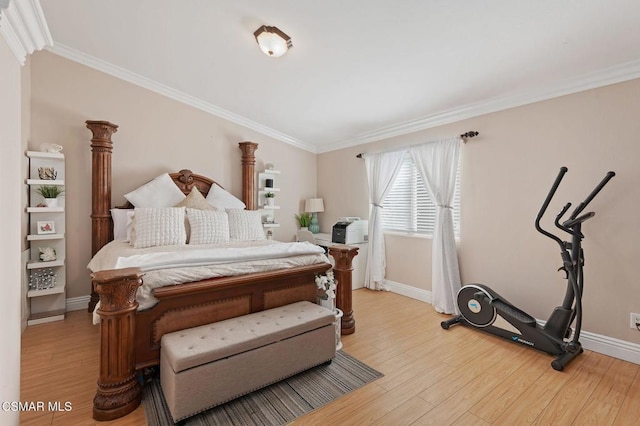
[130,207,187,249]
[186,208,230,244]
[124,173,186,208]
[111,208,135,241]
[175,186,215,210]
[205,183,246,210]
[227,209,265,241]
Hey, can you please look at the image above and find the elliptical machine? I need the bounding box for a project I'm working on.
[441,167,615,371]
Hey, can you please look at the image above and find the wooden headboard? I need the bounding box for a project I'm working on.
[170,169,217,196]
[85,120,259,310]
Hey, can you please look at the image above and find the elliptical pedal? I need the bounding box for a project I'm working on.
[492,299,537,326]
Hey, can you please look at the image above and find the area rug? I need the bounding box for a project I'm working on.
[143,350,383,425]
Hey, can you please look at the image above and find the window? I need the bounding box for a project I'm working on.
[381,156,460,236]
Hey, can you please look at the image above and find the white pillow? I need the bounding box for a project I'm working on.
[111,208,134,241]
[130,207,187,249]
[205,183,246,210]
[186,208,230,245]
[124,173,186,208]
[227,209,265,241]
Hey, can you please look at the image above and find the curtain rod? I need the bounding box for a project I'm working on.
[355,131,479,158]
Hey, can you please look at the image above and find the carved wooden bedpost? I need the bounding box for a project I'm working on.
[92,268,144,421]
[86,120,118,312]
[239,141,258,210]
[329,245,358,335]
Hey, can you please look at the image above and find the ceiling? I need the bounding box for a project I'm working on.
[40,1,640,153]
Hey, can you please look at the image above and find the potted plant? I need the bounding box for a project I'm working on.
[264,191,276,207]
[37,185,64,207]
[295,212,312,230]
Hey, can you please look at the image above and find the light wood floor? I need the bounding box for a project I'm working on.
[21,289,640,425]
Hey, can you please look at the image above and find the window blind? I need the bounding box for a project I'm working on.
[381,157,460,236]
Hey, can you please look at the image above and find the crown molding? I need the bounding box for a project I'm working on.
[47,43,317,154]
[318,58,640,153]
[0,0,52,65]
[44,40,640,155]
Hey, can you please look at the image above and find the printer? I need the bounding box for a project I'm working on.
[331,217,368,244]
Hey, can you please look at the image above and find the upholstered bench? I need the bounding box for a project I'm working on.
[160,301,337,422]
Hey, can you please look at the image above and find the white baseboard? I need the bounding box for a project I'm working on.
[66,295,90,312]
[581,330,640,365]
[384,279,432,304]
[383,279,640,365]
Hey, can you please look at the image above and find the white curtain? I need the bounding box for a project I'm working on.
[409,138,461,314]
[363,150,406,290]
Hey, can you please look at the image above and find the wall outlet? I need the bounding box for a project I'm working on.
[631,313,640,330]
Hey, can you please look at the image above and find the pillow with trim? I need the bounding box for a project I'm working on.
[130,207,187,248]
[227,209,265,241]
[186,208,230,244]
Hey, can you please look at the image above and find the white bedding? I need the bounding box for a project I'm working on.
[89,240,329,314]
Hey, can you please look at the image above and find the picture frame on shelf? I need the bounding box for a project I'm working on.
[37,221,56,235]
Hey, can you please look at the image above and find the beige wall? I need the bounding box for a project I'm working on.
[318,78,640,344]
[0,35,23,425]
[27,49,640,345]
[29,51,317,300]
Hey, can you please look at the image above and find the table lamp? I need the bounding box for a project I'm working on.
[305,198,324,234]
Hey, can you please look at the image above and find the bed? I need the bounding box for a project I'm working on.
[85,120,358,421]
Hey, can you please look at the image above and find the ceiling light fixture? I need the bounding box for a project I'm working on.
[254,25,292,58]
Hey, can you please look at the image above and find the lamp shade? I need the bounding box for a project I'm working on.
[305,198,324,213]
[254,25,292,57]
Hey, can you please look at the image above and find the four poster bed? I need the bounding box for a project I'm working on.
[85,121,358,421]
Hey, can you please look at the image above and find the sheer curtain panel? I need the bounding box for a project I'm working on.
[363,150,406,290]
[410,138,461,314]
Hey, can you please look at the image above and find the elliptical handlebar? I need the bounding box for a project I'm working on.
[554,202,573,235]
[536,168,615,244]
[568,171,616,220]
[563,212,596,228]
[535,167,568,248]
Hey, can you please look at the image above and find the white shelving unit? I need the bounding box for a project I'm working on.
[258,168,281,238]
[26,151,66,325]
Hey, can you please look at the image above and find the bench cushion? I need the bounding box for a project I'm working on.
[162,301,335,373]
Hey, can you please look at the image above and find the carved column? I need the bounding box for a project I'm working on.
[238,141,258,210]
[86,120,118,311]
[329,245,358,335]
[92,268,144,421]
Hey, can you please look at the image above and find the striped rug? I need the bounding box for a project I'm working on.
[143,351,383,425]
